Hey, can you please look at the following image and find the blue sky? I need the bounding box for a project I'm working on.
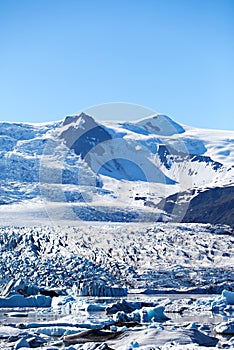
[0,0,233,129]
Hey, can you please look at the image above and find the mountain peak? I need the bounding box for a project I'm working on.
[63,112,95,127]
[0,111,233,225]
[135,114,185,136]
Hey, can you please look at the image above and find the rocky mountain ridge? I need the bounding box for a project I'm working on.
[0,113,233,226]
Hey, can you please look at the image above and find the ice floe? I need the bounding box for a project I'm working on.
[0,223,233,349]
[0,295,51,308]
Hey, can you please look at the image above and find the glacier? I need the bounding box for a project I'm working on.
[0,111,233,349]
[0,112,233,226]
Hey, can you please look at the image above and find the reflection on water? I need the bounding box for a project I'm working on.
[0,294,232,324]
[0,293,233,345]
[0,307,67,325]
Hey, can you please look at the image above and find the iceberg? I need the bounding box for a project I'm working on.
[0,295,51,308]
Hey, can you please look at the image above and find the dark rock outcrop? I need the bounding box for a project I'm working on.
[61,113,112,159]
[182,186,234,227]
[158,186,234,227]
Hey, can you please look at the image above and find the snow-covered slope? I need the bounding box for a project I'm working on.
[0,113,233,225]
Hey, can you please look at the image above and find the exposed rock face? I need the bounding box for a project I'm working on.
[1,113,233,226]
[60,113,174,184]
[157,186,234,227]
[182,186,234,227]
[136,114,185,135]
[60,113,112,159]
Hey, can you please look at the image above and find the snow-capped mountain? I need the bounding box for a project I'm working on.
[0,113,233,226]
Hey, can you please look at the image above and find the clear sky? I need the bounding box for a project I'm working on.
[0,0,233,130]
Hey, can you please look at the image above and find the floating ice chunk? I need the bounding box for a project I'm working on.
[114,305,169,324]
[206,290,234,313]
[86,303,106,312]
[194,294,226,313]
[140,306,169,322]
[106,299,153,315]
[224,304,234,313]
[222,290,234,305]
[51,295,75,307]
[114,311,135,323]
[0,326,28,338]
[199,324,211,333]
[211,299,226,312]
[29,326,82,337]
[26,335,47,347]
[215,320,234,334]
[14,337,30,349]
[0,295,51,308]
[22,316,114,331]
